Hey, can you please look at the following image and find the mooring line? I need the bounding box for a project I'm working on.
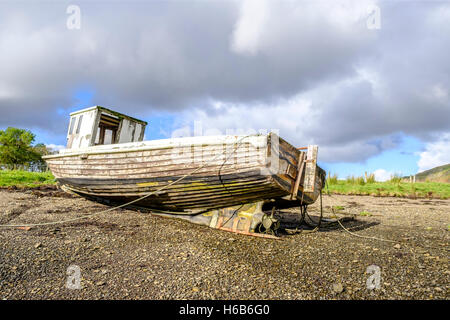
[323,181,449,252]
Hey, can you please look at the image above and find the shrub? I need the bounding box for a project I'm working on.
[366,173,376,184]
[346,175,355,184]
[390,174,402,185]
[356,176,366,185]
[345,175,365,185]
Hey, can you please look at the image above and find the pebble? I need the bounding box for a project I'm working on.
[332,282,344,294]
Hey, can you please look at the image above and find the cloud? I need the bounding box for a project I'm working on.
[231,0,270,55]
[417,133,450,172]
[373,169,393,182]
[45,144,65,152]
[176,93,403,163]
[0,0,449,164]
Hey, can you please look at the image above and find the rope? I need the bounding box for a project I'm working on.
[323,179,399,243]
[302,191,323,233]
[323,179,449,251]
[286,192,324,235]
[215,134,251,228]
[330,209,396,243]
[0,135,253,228]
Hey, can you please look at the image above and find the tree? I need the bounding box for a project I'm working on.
[0,127,41,167]
[32,143,53,157]
[29,143,55,170]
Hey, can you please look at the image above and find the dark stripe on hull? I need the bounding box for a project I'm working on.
[58,171,289,213]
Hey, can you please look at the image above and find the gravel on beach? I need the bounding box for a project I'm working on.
[0,188,448,300]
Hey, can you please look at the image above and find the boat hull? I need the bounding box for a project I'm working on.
[44,134,325,214]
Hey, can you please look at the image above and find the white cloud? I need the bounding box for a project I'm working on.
[230,0,270,55]
[177,92,397,163]
[431,84,448,102]
[179,94,314,142]
[46,144,65,151]
[373,169,393,182]
[231,0,376,57]
[417,133,450,172]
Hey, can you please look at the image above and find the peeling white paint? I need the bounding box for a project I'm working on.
[65,106,147,150]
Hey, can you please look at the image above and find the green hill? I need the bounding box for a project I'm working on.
[415,164,450,183]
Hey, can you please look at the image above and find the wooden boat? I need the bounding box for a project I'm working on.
[44,106,325,236]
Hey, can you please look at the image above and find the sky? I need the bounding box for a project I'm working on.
[0,0,449,180]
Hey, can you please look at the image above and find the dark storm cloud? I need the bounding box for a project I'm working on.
[0,0,449,162]
[296,2,450,150]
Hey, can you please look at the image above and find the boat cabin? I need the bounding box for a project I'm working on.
[66,106,147,149]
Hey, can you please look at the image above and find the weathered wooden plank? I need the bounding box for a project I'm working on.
[47,150,264,169]
[49,163,262,178]
[73,184,275,201]
[63,175,272,193]
[44,136,266,160]
[290,151,305,200]
[48,144,262,162]
[64,176,270,194]
[67,186,285,210]
[303,145,318,193]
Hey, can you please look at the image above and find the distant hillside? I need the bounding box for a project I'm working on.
[415,164,450,183]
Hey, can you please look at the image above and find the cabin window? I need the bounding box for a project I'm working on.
[95,113,120,145]
[104,129,114,145]
[76,115,83,134]
[69,117,76,135]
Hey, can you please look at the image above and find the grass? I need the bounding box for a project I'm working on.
[0,170,56,187]
[328,172,375,186]
[390,174,402,185]
[325,179,450,199]
[327,173,338,185]
[346,175,366,185]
